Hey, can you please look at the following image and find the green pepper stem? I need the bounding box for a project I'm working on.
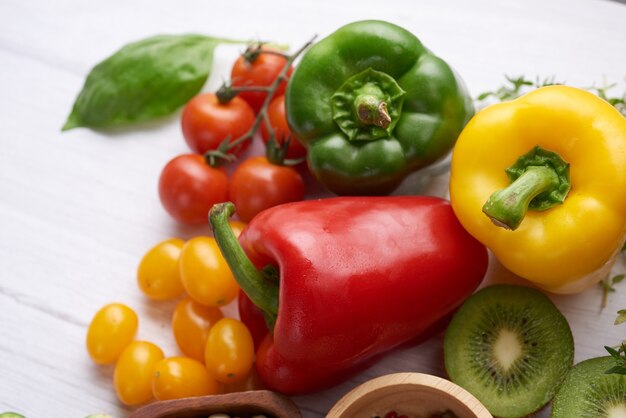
[482,166,560,231]
[355,95,391,128]
[209,202,278,330]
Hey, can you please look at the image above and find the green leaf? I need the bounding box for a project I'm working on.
[605,365,626,375]
[616,309,626,325]
[605,345,622,359]
[613,274,625,285]
[63,34,244,131]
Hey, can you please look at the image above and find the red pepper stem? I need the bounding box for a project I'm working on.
[209,202,278,330]
[482,166,560,230]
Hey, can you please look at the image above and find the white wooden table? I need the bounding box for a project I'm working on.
[1,0,625,416]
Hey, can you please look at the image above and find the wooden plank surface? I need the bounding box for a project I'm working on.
[1,0,625,416]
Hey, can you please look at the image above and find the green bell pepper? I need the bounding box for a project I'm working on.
[285,20,474,195]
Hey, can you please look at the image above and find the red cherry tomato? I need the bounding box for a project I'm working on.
[158,154,228,225]
[181,93,255,156]
[260,95,307,160]
[231,47,293,113]
[228,156,305,222]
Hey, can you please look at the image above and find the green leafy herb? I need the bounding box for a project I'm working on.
[63,34,244,131]
[478,75,626,116]
[476,75,561,103]
[604,342,626,375]
[599,274,625,310]
[617,309,626,326]
[587,81,626,117]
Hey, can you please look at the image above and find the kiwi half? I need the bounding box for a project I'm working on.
[443,284,574,418]
[551,356,626,418]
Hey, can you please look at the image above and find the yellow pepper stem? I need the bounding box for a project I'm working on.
[483,166,560,230]
[482,146,570,231]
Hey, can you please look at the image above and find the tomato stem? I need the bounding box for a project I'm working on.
[204,35,317,167]
[215,84,273,104]
[242,42,291,64]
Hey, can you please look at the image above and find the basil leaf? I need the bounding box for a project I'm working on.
[63,34,243,131]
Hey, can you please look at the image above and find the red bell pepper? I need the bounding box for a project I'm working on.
[209,196,488,394]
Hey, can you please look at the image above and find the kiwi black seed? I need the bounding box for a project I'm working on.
[551,356,626,418]
[443,284,574,418]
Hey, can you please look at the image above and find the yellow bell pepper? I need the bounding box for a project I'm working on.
[450,85,626,294]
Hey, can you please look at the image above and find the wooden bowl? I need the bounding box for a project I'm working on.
[326,373,492,418]
[129,390,301,418]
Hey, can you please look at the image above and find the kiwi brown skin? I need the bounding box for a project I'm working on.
[443,284,574,418]
[551,356,626,418]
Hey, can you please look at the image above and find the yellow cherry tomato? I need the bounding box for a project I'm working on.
[205,318,254,384]
[179,237,239,307]
[86,303,138,364]
[113,341,164,405]
[137,238,185,300]
[222,364,266,393]
[172,298,223,362]
[152,357,219,400]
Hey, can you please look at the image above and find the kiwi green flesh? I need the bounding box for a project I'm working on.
[551,356,626,418]
[444,285,574,418]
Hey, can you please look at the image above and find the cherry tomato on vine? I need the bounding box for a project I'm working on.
[172,298,223,362]
[158,154,228,225]
[204,318,254,384]
[181,93,255,155]
[152,357,219,401]
[179,237,239,307]
[86,303,138,364]
[137,238,185,300]
[260,95,307,160]
[228,156,305,222]
[114,341,164,405]
[231,46,293,113]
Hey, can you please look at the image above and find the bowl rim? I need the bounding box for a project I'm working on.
[128,390,302,418]
[325,372,493,418]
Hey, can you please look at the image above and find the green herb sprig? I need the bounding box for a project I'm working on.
[587,82,626,117]
[476,75,561,103]
[599,274,625,310]
[604,310,626,375]
[605,342,626,375]
[477,75,626,117]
